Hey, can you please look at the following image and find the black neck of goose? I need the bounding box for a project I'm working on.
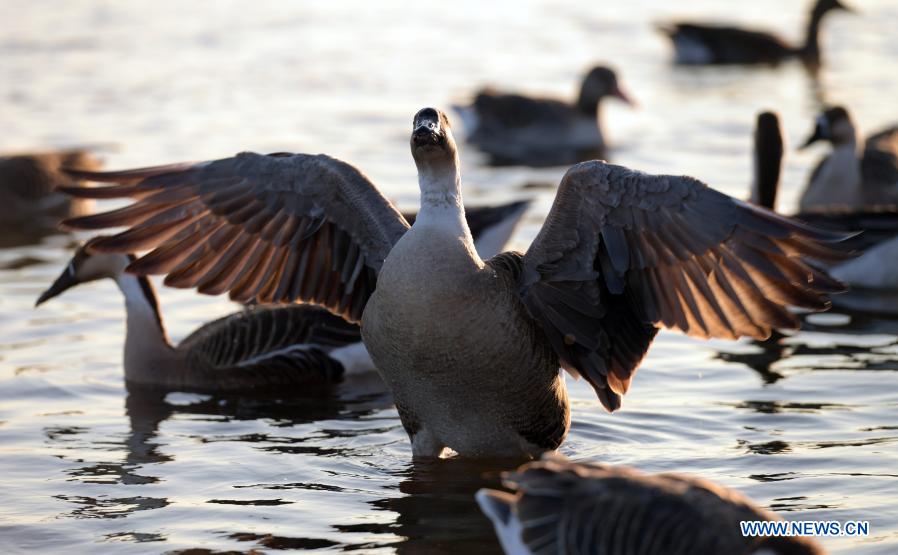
[136,275,166,335]
[801,3,831,59]
[117,256,169,347]
[752,117,784,211]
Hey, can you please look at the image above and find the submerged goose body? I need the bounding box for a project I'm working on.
[477,454,825,555]
[800,106,898,212]
[0,148,101,233]
[61,108,848,458]
[454,66,633,167]
[659,0,851,67]
[36,201,528,388]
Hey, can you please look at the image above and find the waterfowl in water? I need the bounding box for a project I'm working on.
[752,111,898,311]
[35,201,529,387]
[800,106,898,212]
[658,0,852,68]
[60,108,848,458]
[477,454,825,555]
[0,148,102,236]
[36,246,361,390]
[453,66,633,167]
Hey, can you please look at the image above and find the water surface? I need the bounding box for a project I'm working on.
[2,1,897,552]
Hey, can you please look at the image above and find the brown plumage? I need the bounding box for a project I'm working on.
[59,107,850,458]
[35,246,362,391]
[477,454,826,555]
[0,148,102,235]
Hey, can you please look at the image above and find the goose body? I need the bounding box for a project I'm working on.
[454,66,632,167]
[477,454,825,555]
[800,107,898,212]
[659,0,851,67]
[0,148,101,236]
[60,108,848,458]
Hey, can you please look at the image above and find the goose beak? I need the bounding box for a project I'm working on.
[800,117,829,150]
[611,84,636,107]
[412,108,445,147]
[413,121,442,145]
[799,127,825,150]
[35,266,78,307]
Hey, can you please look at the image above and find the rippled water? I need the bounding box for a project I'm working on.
[2,1,898,553]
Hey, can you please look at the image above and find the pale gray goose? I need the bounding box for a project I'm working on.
[752,111,898,302]
[35,201,529,387]
[658,0,852,68]
[0,148,101,234]
[800,106,898,212]
[453,66,633,167]
[477,454,825,555]
[60,107,849,458]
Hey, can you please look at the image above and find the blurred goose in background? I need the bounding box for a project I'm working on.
[60,107,848,458]
[453,66,633,167]
[799,106,898,212]
[658,0,852,68]
[0,148,102,241]
[477,454,825,555]
[752,111,898,312]
[35,201,530,389]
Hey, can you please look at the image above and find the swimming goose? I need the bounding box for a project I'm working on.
[453,66,633,167]
[752,111,898,306]
[477,454,825,555]
[35,201,529,386]
[60,107,848,458]
[0,148,101,233]
[658,0,851,68]
[753,110,898,248]
[800,106,898,212]
[36,246,362,390]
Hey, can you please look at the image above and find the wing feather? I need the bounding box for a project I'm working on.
[519,161,851,410]
[63,152,409,322]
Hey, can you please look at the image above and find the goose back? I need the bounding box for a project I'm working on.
[176,305,362,390]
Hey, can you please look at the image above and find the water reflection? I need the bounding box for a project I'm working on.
[335,457,513,554]
[716,309,898,385]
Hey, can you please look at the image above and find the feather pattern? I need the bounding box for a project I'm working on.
[177,305,362,389]
[478,454,824,555]
[519,161,852,410]
[62,152,410,322]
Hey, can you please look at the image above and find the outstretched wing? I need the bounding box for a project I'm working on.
[519,161,851,410]
[61,152,410,322]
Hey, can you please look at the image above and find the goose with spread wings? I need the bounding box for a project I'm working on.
[61,107,849,458]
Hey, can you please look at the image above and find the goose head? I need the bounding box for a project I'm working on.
[813,0,853,17]
[411,107,457,162]
[800,106,856,148]
[35,245,131,306]
[577,66,634,115]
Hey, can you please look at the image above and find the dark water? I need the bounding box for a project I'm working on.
[2,1,898,553]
